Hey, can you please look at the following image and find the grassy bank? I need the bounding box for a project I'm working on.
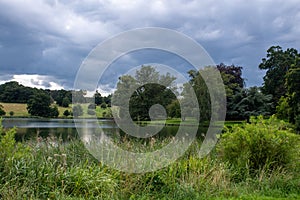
[0,116,299,199]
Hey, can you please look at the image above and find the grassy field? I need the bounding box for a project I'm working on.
[0,102,111,118]
[1,102,29,116]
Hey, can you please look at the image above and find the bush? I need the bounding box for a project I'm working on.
[63,110,70,117]
[87,109,96,115]
[217,115,300,180]
[88,103,96,109]
[72,104,83,117]
[61,97,71,108]
[100,103,107,109]
[0,104,6,116]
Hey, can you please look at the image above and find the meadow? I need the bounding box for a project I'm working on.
[0,103,111,118]
[0,116,299,199]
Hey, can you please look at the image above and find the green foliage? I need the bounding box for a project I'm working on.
[72,90,86,103]
[100,102,107,109]
[217,115,300,180]
[94,90,103,105]
[113,66,177,121]
[228,87,273,120]
[0,120,299,199]
[259,46,299,105]
[51,89,72,107]
[276,96,290,120]
[27,92,59,118]
[0,104,5,116]
[285,57,300,125]
[0,120,31,175]
[63,109,70,117]
[87,109,95,115]
[167,100,181,118]
[72,104,83,117]
[61,96,71,107]
[9,111,14,116]
[182,68,211,121]
[0,81,41,103]
[88,103,96,109]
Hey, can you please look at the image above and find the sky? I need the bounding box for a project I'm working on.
[0,0,300,95]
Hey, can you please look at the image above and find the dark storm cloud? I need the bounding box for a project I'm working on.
[0,0,300,91]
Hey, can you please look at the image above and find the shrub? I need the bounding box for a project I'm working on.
[87,109,96,115]
[88,103,96,109]
[72,104,83,117]
[0,120,31,174]
[61,97,71,108]
[63,110,70,117]
[0,104,6,116]
[217,115,300,180]
[100,103,107,109]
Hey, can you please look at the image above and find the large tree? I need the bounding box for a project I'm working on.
[113,66,177,121]
[259,46,299,106]
[217,63,245,120]
[94,90,103,105]
[285,57,300,125]
[228,87,273,120]
[27,93,59,118]
[183,64,245,121]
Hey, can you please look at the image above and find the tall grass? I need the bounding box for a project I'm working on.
[0,117,299,199]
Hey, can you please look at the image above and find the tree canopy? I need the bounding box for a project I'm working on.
[259,46,299,105]
[27,92,59,118]
[113,65,177,121]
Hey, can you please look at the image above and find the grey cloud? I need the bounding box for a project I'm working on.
[0,0,300,91]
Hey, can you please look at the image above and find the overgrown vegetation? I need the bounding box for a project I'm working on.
[0,117,299,199]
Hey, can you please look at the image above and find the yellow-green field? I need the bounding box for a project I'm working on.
[0,102,111,118]
[1,102,29,116]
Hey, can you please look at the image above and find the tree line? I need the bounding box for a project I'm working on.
[0,81,111,117]
[0,45,299,127]
[113,45,300,130]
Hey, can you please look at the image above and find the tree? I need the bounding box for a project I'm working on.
[50,106,59,118]
[9,111,14,117]
[285,56,300,125]
[27,93,59,118]
[72,90,86,103]
[166,100,181,118]
[100,103,107,109]
[88,103,96,109]
[182,68,212,121]
[63,110,70,117]
[0,104,6,116]
[276,96,289,121]
[259,46,299,106]
[113,66,177,121]
[217,63,245,120]
[0,81,40,103]
[94,90,103,105]
[50,89,72,106]
[72,104,83,117]
[228,87,273,120]
[61,96,71,107]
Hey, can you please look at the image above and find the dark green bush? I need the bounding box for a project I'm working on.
[217,115,300,180]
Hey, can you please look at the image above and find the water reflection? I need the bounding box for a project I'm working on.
[2,118,208,142]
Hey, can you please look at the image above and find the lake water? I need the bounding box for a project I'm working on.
[1,118,201,142]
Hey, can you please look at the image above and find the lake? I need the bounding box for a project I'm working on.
[1,118,204,142]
